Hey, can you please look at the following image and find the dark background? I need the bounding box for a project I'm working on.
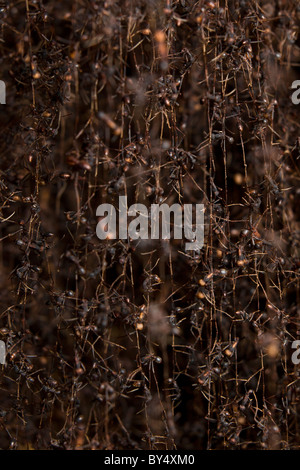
[0,0,299,450]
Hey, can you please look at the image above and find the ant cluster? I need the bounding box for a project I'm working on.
[0,0,299,450]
